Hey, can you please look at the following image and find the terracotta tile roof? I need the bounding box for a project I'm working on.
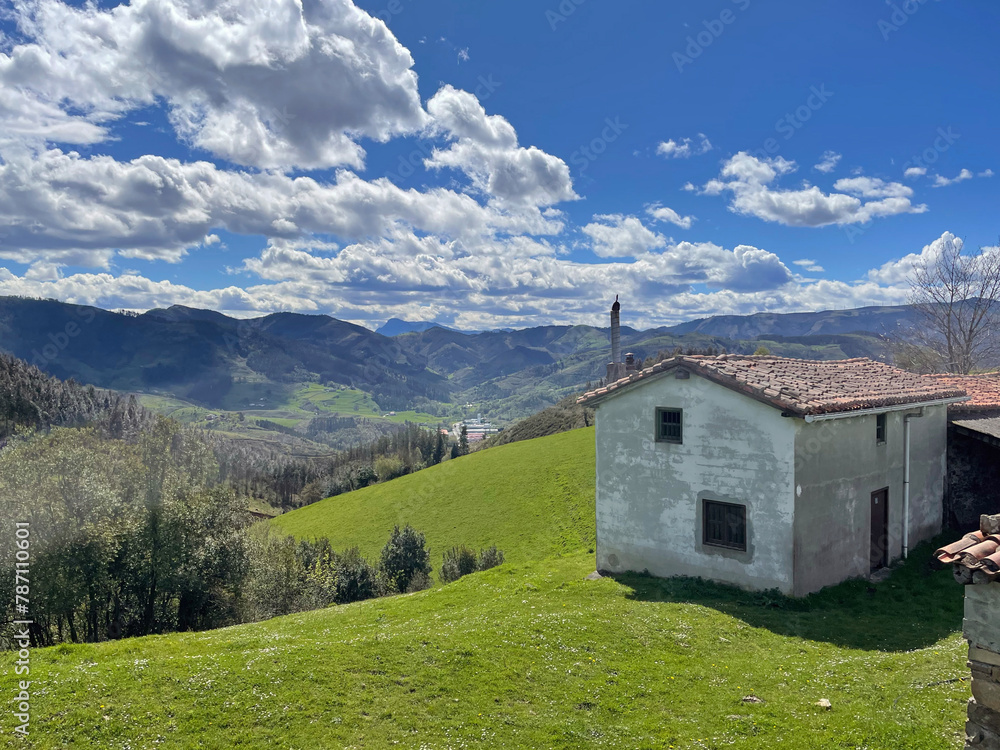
[935,516,1000,584]
[577,355,968,417]
[927,372,1000,413]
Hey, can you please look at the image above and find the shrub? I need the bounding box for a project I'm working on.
[477,545,505,572]
[439,545,478,584]
[379,524,431,593]
[439,544,505,584]
[301,543,339,611]
[335,546,379,604]
[297,480,325,507]
[374,455,406,483]
[405,571,433,593]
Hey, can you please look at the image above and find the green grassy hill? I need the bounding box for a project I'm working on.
[5,426,971,749]
[271,427,597,564]
[10,550,967,749]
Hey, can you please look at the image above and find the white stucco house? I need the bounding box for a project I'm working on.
[579,354,968,596]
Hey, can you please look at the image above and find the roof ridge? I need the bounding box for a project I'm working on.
[682,355,874,365]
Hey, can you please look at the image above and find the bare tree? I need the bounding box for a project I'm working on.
[907,236,1000,374]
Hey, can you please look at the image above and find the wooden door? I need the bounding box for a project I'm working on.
[870,487,889,571]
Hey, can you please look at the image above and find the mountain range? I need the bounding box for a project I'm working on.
[0,296,913,421]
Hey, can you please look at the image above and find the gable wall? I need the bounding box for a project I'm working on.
[594,371,797,594]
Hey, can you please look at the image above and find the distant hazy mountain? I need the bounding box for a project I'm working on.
[664,304,917,339]
[376,318,453,336]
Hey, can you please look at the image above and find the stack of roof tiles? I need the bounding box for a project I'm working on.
[936,528,1000,585]
[579,355,967,417]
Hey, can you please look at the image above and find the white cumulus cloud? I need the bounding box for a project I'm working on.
[793,259,825,273]
[698,152,927,227]
[646,204,695,230]
[866,231,961,285]
[1,0,427,170]
[656,134,712,159]
[813,151,841,173]
[425,85,577,207]
[932,168,974,187]
[582,215,666,258]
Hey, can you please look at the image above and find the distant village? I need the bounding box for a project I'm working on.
[450,416,499,443]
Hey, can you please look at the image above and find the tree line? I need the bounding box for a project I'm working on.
[0,353,154,441]
[0,417,501,648]
[207,420,464,510]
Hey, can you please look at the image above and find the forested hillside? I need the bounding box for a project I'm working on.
[0,352,152,439]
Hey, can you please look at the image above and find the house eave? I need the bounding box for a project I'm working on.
[799,396,969,422]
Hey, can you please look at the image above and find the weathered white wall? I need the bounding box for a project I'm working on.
[594,371,797,594]
[792,404,948,596]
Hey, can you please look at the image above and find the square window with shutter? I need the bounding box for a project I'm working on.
[703,500,747,551]
[656,407,683,443]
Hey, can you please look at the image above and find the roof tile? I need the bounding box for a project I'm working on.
[934,516,1000,584]
[927,372,1000,412]
[935,530,986,564]
[578,355,967,416]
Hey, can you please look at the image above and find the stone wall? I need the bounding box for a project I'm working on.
[964,572,1000,747]
[947,427,1000,529]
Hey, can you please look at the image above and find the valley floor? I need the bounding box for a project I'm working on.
[5,548,968,749]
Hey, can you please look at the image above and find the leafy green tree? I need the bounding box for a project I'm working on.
[334,547,379,603]
[379,525,431,593]
[374,454,406,482]
[355,464,377,488]
[241,529,307,621]
[459,425,469,455]
[298,480,324,506]
[753,345,772,356]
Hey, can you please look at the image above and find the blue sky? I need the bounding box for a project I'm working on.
[0,0,995,329]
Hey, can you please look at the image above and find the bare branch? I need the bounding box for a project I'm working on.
[904,236,1000,373]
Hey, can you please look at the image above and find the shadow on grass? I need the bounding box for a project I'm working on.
[618,534,964,652]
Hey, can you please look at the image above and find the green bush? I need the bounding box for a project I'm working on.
[374,455,406,483]
[477,545,505,572]
[334,546,379,604]
[439,545,478,583]
[379,524,431,593]
[405,571,433,593]
[439,544,505,584]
